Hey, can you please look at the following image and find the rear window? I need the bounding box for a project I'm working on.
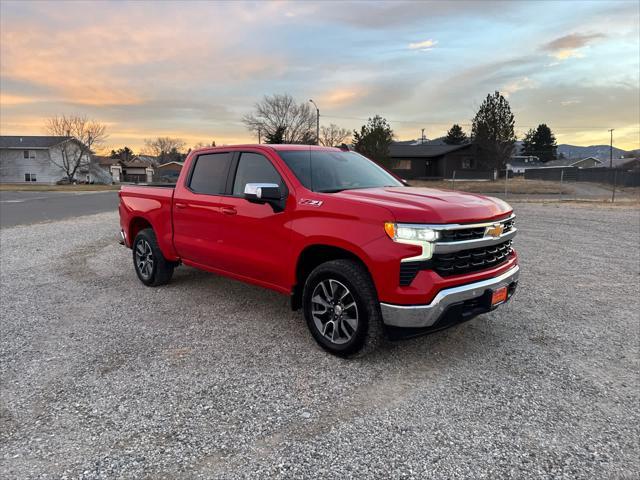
[188,152,233,195]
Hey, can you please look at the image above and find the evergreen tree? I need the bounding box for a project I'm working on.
[352,115,394,168]
[532,124,557,162]
[110,146,134,161]
[444,124,468,145]
[521,129,536,156]
[265,126,286,144]
[520,124,557,162]
[471,91,516,170]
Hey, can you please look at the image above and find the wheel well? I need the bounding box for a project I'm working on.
[291,245,369,311]
[129,217,152,244]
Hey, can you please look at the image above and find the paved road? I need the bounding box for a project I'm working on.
[1,204,638,479]
[0,190,118,228]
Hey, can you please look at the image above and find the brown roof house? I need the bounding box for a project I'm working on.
[389,142,491,180]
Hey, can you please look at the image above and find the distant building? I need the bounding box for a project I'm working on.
[134,154,160,166]
[542,156,603,169]
[389,143,486,179]
[91,155,123,183]
[508,155,542,174]
[597,157,640,170]
[156,161,184,182]
[122,157,154,183]
[0,135,92,184]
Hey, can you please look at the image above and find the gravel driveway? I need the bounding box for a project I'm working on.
[1,204,638,479]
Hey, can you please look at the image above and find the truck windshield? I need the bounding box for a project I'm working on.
[278,150,403,193]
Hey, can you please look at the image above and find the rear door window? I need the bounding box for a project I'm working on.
[232,152,284,196]
[188,152,233,195]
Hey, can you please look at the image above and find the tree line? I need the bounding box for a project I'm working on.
[45,90,559,181]
[241,91,559,170]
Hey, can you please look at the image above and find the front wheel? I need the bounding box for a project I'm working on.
[302,259,384,357]
[132,228,174,286]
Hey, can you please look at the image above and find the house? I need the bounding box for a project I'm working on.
[0,135,91,184]
[134,154,160,166]
[542,156,603,169]
[596,157,640,170]
[389,143,487,179]
[508,155,542,174]
[91,155,124,183]
[121,157,154,183]
[156,161,184,182]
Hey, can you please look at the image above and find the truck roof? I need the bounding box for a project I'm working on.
[191,144,344,155]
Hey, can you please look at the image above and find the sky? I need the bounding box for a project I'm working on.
[1,0,639,153]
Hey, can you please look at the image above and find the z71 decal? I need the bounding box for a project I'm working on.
[299,199,323,207]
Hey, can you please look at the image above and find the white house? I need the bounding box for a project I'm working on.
[508,155,543,174]
[0,136,96,184]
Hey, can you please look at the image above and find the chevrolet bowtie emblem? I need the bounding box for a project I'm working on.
[486,223,504,238]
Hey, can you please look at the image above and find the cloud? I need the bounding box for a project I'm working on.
[320,88,366,107]
[542,33,605,60]
[502,77,536,97]
[408,39,437,51]
[302,1,516,29]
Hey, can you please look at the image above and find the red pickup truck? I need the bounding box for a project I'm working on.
[119,145,518,356]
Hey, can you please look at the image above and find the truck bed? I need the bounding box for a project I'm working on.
[119,184,176,255]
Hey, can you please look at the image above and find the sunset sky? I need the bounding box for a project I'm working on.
[1,0,639,152]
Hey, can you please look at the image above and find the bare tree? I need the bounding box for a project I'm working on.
[190,140,216,151]
[242,93,316,144]
[45,115,108,181]
[319,123,351,147]
[142,137,187,163]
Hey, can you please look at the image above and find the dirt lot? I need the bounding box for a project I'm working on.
[409,178,574,195]
[409,177,640,200]
[1,204,639,479]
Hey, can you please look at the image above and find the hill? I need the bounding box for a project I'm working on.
[556,144,628,161]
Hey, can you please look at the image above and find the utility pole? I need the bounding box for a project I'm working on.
[608,129,614,168]
[309,99,319,145]
[421,128,425,144]
[608,129,617,202]
[258,127,261,144]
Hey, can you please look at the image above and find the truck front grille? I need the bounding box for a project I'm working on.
[399,239,513,285]
[432,240,513,277]
[437,217,515,243]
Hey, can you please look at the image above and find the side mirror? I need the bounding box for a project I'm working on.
[401,178,410,186]
[244,183,285,211]
[244,183,281,200]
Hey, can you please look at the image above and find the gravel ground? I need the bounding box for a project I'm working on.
[1,203,638,479]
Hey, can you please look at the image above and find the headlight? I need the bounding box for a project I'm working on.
[384,222,439,261]
[384,223,439,242]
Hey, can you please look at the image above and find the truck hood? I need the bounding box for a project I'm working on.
[330,187,512,224]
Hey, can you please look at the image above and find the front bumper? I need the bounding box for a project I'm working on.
[380,265,519,329]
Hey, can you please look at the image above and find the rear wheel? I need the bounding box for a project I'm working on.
[133,228,174,286]
[302,259,384,357]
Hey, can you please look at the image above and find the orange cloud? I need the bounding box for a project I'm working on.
[320,88,366,107]
[542,33,604,61]
[0,94,40,106]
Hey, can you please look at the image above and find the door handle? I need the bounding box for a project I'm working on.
[175,202,187,209]
[221,206,237,215]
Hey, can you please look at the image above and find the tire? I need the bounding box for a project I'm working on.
[302,259,384,357]
[132,228,174,287]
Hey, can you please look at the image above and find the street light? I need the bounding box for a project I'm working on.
[309,99,319,145]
